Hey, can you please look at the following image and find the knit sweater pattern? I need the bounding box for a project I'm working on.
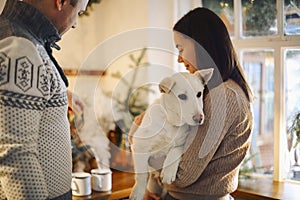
[0,1,72,199]
[169,79,253,198]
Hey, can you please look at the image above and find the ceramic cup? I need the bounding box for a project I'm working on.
[71,172,92,196]
[91,168,112,192]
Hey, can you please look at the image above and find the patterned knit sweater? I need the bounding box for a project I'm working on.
[148,79,253,199]
[0,1,72,200]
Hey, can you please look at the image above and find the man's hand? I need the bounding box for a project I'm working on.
[67,90,84,116]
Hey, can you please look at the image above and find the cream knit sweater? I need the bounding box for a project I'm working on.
[0,1,72,199]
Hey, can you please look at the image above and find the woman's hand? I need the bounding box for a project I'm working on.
[144,189,162,200]
[128,112,145,144]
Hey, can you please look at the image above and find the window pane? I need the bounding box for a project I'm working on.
[285,0,300,35]
[285,49,300,181]
[242,0,277,37]
[242,50,274,177]
[202,0,234,36]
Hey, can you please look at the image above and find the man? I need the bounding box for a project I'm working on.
[0,0,88,199]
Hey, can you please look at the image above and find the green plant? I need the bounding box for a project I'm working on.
[288,113,300,149]
[103,48,155,132]
[239,153,259,179]
[287,113,300,169]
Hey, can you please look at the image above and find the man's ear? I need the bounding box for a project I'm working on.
[159,77,176,93]
[194,68,214,85]
[55,0,66,11]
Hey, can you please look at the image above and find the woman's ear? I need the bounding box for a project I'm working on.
[159,77,176,93]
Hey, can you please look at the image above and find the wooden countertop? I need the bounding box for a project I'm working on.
[72,170,134,200]
[72,171,300,200]
[232,178,300,200]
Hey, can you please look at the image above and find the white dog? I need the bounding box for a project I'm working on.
[129,69,214,200]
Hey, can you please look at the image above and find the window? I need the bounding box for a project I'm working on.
[202,0,235,36]
[242,0,277,37]
[285,1,300,35]
[285,49,300,181]
[242,50,275,175]
[200,0,300,182]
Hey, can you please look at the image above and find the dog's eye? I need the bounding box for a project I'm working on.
[178,94,187,100]
[197,92,202,98]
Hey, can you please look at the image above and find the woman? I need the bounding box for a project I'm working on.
[130,7,253,200]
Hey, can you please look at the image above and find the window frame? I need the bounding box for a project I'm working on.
[232,0,300,182]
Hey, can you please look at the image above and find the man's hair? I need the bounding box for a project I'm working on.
[70,0,79,6]
[61,0,79,7]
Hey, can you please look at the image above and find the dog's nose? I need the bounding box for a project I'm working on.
[193,114,203,124]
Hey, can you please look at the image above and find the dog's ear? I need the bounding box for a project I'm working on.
[194,68,214,85]
[159,77,176,93]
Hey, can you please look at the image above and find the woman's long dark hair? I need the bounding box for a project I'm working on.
[173,7,253,102]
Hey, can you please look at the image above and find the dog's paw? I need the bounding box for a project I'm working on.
[129,185,146,200]
[160,167,177,184]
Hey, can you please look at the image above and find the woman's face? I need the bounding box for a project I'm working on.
[173,31,198,74]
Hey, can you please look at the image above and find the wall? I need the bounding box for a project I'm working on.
[55,0,203,170]
[54,0,180,170]
[0,0,201,170]
[54,0,183,70]
[55,0,147,69]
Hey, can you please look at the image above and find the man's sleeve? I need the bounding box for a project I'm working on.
[0,37,50,199]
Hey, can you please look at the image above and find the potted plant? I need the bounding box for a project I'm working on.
[100,48,155,170]
[287,112,300,180]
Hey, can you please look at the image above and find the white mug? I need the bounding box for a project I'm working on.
[91,168,112,192]
[71,172,92,196]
